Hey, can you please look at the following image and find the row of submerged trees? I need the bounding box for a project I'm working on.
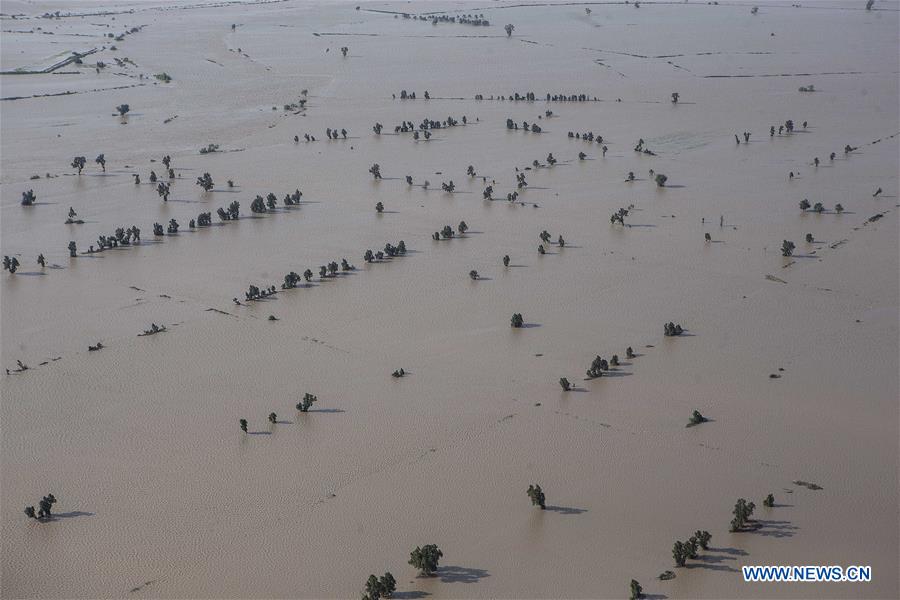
[506,118,542,133]
[476,92,598,102]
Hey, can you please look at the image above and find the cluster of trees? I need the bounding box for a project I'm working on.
[362,241,406,263]
[409,545,443,576]
[672,531,712,567]
[400,13,489,26]
[362,572,396,600]
[217,201,241,221]
[284,189,303,206]
[510,313,524,328]
[731,498,756,531]
[663,322,684,336]
[244,285,277,301]
[199,144,220,154]
[93,226,141,250]
[24,494,57,520]
[441,180,455,192]
[526,484,546,508]
[586,355,609,378]
[433,225,457,240]
[325,127,348,139]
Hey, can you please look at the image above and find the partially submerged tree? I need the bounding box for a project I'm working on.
[655,173,668,187]
[663,322,684,336]
[68,241,77,257]
[687,410,707,427]
[297,393,317,412]
[369,163,382,179]
[504,23,515,37]
[694,530,711,550]
[240,419,248,432]
[157,182,170,201]
[799,199,811,211]
[763,493,775,507]
[526,484,546,509]
[116,104,130,116]
[781,240,796,257]
[559,377,571,391]
[72,156,86,174]
[408,544,443,576]
[730,498,756,531]
[196,173,214,192]
[21,190,36,206]
[375,201,384,213]
[268,412,277,424]
[469,270,479,280]
[95,154,106,172]
[510,313,524,328]
[630,579,643,600]
[503,255,510,267]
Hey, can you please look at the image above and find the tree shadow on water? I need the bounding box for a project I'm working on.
[393,592,430,599]
[436,565,490,584]
[545,505,588,515]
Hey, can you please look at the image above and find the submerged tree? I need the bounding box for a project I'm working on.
[526,484,546,509]
[408,544,443,576]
